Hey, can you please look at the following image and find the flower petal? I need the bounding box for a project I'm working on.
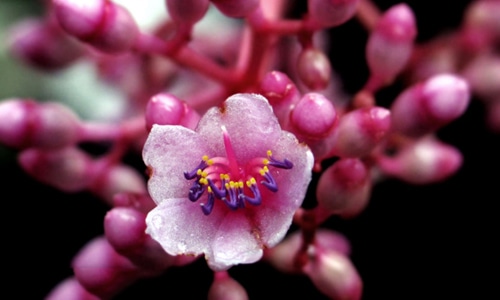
[196,93,282,162]
[143,125,213,204]
[254,131,314,246]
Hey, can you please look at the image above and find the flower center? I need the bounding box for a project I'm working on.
[183,126,293,215]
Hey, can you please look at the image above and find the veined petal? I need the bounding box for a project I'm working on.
[196,93,282,163]
[143,125,213,204]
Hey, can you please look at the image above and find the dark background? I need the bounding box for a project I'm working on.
[1,0,497,299]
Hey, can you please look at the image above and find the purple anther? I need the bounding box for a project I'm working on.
[188,182,205,202]
[244,184,262,206]
[268,157,294,169]
[201,193,215,215]
[261,172,278,192]
[183,160,208,179]
[207,178,227,199]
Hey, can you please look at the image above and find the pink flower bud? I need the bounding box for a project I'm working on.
[211,0,260,18]
[89,164,147,205]
[145,93,200,131]
[208,272,249,300]
[259,71,301,127]
[377,136,463,185]
[461,53,500,102]
[390,74,470,137]
[52,0,139,53]
[113,192,156,214]
[290,93,337,139]
[264,229,351,274]
[307,0,361,29]
[462,0,500,49]
[72,237,141,299]
[331,107,391,158]
[297,48,331,91]
[46,277,99,300]
[316,158,371,217]
[0,99,81,149]
[166,0,210,25]
[18,147,94,192]
[104,207,175,272]
[365,4,416,90]
[7,18,83,71]
[302,247,363,300]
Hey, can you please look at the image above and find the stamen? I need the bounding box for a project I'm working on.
[267,150,293,169]
[184,158,210,179]
[201,188,215,215]
[260,167,278,192]
[244,178,262,205]
[188,181,205,201]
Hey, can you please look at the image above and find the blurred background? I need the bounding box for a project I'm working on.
[1,0,496,299]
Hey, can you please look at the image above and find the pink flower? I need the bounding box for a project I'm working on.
[143,93,313,271]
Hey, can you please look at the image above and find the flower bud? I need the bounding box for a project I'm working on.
[104,207,175,272]
[46,277,99,300]
[331,106,391,158]
[7,18,83,71]
[208,272,249,300]
[316,158,371,217]
[166,0,210,25]
[390,74,470,137]
[52,0,139,53]
[72,237,141,299]
[211,0,260,18]
[89,164,147,205]
[145,93,200,131]
[462,0,500,50]
[297,48,331,91]
[461,53,500,102]
[259,71,301,127]
[365,3,416,90]
[302,247,363,300]
[377,136,463,184]
[0,99,81,149]
[290,93,337,139]
[264,229,351,274]
[18,147,94,192]
[307,0,361,29]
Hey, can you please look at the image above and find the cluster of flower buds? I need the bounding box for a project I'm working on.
[0,0,487,299]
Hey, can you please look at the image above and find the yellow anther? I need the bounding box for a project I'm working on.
[199,178,208,185]
[246,177,257,187]
[267,150,272,157]
[207,159,213,165]
[259,166,269,176]
[229,181,236,188]
[220,174,230,180]
[237,181,244,189]
[202,155,209,161]
[208,186,213,193]
[225,182,230,189]
[263,158,269,165]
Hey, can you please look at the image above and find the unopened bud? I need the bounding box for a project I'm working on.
[365,3,416,90]
[461,53,500,102]
[7,18,83,71]
[297,48,331,91]
[259,71,301,127]
[46,277,99,300]
[331,107,391,158]
[302,247,363,300]
[52,0,139,53]
[316,158,371,217]
[166,0,210,25]
[390,74,470,137]
[0,99,81,149]
[307,0,360,29]
[145,93,200,131]
[72,237,141,299]
[208,271,249,300]
[18,147,94,192]
[377,136,463,184]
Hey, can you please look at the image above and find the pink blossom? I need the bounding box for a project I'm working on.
[143,93,314,271]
